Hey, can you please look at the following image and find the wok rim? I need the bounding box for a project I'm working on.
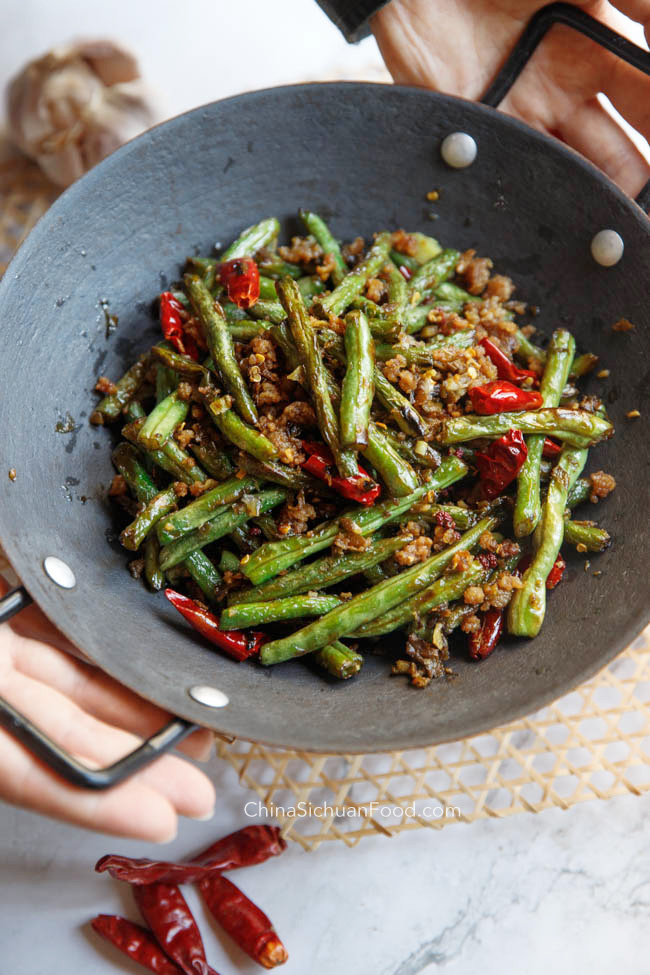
[0,80,648,754]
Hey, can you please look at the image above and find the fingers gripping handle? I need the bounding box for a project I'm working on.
[0,587,197,790]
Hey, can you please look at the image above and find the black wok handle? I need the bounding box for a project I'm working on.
[481,2,650,212]
[0,586,198,790]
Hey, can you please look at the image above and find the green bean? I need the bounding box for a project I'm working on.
[208,398,278,461]
[299,209,346,285]
[413,503,477,531]
[144,535,165,591]
[242,456,467,585]
[230,533,410,605]
[221,593,342,630]
[508,447,588,637]
[222,301,249,322]
[374,330,475,365]
[363,422,420,496]
[90,356,148,424]
[123,418,207,485]
[235,451,323,491]
[156,476,259,543]
[277,277,358,478]
[374,368,428,437]
[155,364,179,403]
[570,353,599,378]
[433,281,481,311]
[297,276,326,301]
[159,488,287,570]
[138,391,189,450]
[385,261,408,314]
[120,486,178,551]
[258,276,280,300]
[514,329,575,538]
[259,513,496,665]
[221,217,280,260]
[189,440,234,481]
[185,275,258,425]
[257,256,302,279]
[314,641,363,679]
[363,564,390,585]
[354,558,486,638]
[514,331,546,364]
[440,408,613,447]
[112,443,157,503]
[564,517,610,552]
[316,232,392,318]
[226,321,270,342]
[184,550,221,602]
[229,525,258,554]
[379,428,442,470]
[219,550,241,573]
[249,299,286,324]
[340,310,374,449]
[407,249,459,301]
[390,250,419,272]
[152,343,207,381]
[567,478,591,508]
[253,514,280,540]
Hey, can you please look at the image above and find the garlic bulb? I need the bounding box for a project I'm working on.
[6,40,160,187]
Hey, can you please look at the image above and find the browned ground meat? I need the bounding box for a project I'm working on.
[390,229,419,256]
[278,235,323,265]
[612,318,635,332]
[173,481,189,498]
[342,236,365,265]
[460,613,481,634]
[395,536,433,566]
[497,539,521,559]
[108,474,127,496]
[241,335,293,408]
[479,572,523,611]
[316,252,338,281]
[95,376,117,395]
[128,558,145,579]
[451,550,473,573]
[174,426,194,449]
[333,517,370,552]
[257,401,316,466]
[479,530,499,552]
[432,525,461,550]
[392,631,451,687]
[464,585,485,605]
[277,490,316,536]
[456,249,493,295]
[588,471,617,502]
[366,276,388,303]
[177,381,194,402]
[189,480,216,497]
[485,274,515,301]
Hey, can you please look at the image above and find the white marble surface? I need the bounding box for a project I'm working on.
[1,2,649,971]
[2,750,650,974]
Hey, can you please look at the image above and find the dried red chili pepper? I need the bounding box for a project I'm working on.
[546,553,566,590]
[165,589,265,661]
[301,441,380,505]
[160,292,199,360]
[219,258,260,309]
[95,826,287,886]
[474,429,528,499]
[133,884,217,975]
[200,874,288,970]
[542,437,562,458]
[91,916,185,975]
[479,337,538,384]
[468,608,504,660]
[468,380,543,415]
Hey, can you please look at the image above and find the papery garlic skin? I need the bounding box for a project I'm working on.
[7,40,160,187]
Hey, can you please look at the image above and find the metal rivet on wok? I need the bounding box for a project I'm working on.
[188,685,230,708]
[591,229,624,267]
[43,556,76,589]
[440,132,477,169]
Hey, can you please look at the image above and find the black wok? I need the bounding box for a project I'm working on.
[0,8,648,786]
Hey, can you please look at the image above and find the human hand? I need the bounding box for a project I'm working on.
[0,578,216,842]
[371,0,650,196]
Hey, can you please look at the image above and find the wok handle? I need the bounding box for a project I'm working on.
[481,2,650,212]
[0,586,198,790]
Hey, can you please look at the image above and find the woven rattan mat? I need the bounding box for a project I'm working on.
[2,146,649,850]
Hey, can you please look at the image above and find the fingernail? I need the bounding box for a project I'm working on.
[191,807,215,822]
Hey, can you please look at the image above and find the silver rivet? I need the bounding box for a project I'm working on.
[43,556,76,589]
[441,132,477,169]
[188,685,229,708]
[591,229,624,267]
